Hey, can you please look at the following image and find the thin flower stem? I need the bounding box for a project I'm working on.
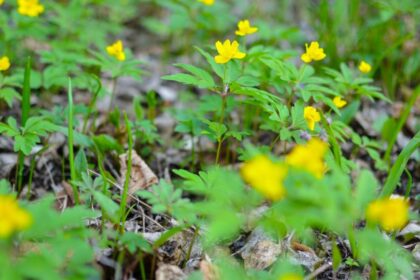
[216,91,227,165]
[215,139,223,165]
[108,76,118,111]
[82,75,102,134]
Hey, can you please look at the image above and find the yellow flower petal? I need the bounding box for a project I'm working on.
[215,55,230,64]
[303,106,321,130]
[301,41,326,63]
[366,196,409,231]
[233,51,246,59]
[333,96,347,108]
[285,138,328,178]
[358,60,371,73]
[0,56,11,71]
[214,39,246,64]
[301,53,312,63]
[241,155,287,201]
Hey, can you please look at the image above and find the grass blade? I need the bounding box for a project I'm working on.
[380,131,419,197]
[68,78,80,204]
[16,57,31,193]
[384,86,419,164]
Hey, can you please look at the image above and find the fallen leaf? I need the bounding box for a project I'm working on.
[119,149,158,202]
[155,263,186,280]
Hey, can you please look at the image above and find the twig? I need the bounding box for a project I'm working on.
[87,169,169,231]
[305,262,332,280]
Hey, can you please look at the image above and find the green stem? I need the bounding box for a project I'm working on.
[183,226,199,268]
[139,253,147,280]
[26,156,36,200]
[320,112,342,169]
[108,77,118,111]
[215,93,227,165]
[82,75,102,134]
[119,112,133,233]
[115,249,125,280]
[215,139,223,165]
[67,78,80,204]
[190,134,196,169]
[16,57,32,193]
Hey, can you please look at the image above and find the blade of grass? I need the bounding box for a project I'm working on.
[16,57,31,193]
[380,131,419,197]
[384,86,419,164]
[68,78,80,204]
[118,112,133,233]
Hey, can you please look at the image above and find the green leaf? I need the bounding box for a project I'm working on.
[174,63,215,88]
[120,232,152,254]
[195,46,224,79]
[354,170,377,215]
[332,239,342,272]
[74,149,88,180]
[92,191,120,223]
[0,87,21,107]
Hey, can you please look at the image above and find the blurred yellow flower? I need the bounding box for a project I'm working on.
[198,0,214,5]
[303,106,320,131]
[214,39,246,64]
[106,40,126,61]
[235,20,258,36]
[366,196,409,231]
[0,195,32,238]
[0,56,10,71]
[279,273,303,280]
[358,60,371,73]
[286,138,328,178]
[333,96,347,108]
[301,41,326,63]
[241,155,287,201]
[18,0,44,17]
[0,0,4,6]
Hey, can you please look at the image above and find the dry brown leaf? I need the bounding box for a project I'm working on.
[241,228,283,270]
[155,263,186,280]
[119,150,158,202]
[200,260,219,280]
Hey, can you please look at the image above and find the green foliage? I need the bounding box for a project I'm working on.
[0,195,99,280]
[1,0,418,278]
[0,116,57,155]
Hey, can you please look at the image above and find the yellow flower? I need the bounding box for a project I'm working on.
[214,39,246,64]
[0,195,32,238]
[106,40,126,61]
[0,0,4,6]
[366,196,409,232]
[18,0,44,17]
[303,106,321,131]
[279,273,303,280]
[358,60,371,73]
[286,138,328,179]
[0,56,11,71]
[198,0,214,5]
[301,41,326,63]
[333,96,347,108]
[241,155,287,201]
[235,20,258,36]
